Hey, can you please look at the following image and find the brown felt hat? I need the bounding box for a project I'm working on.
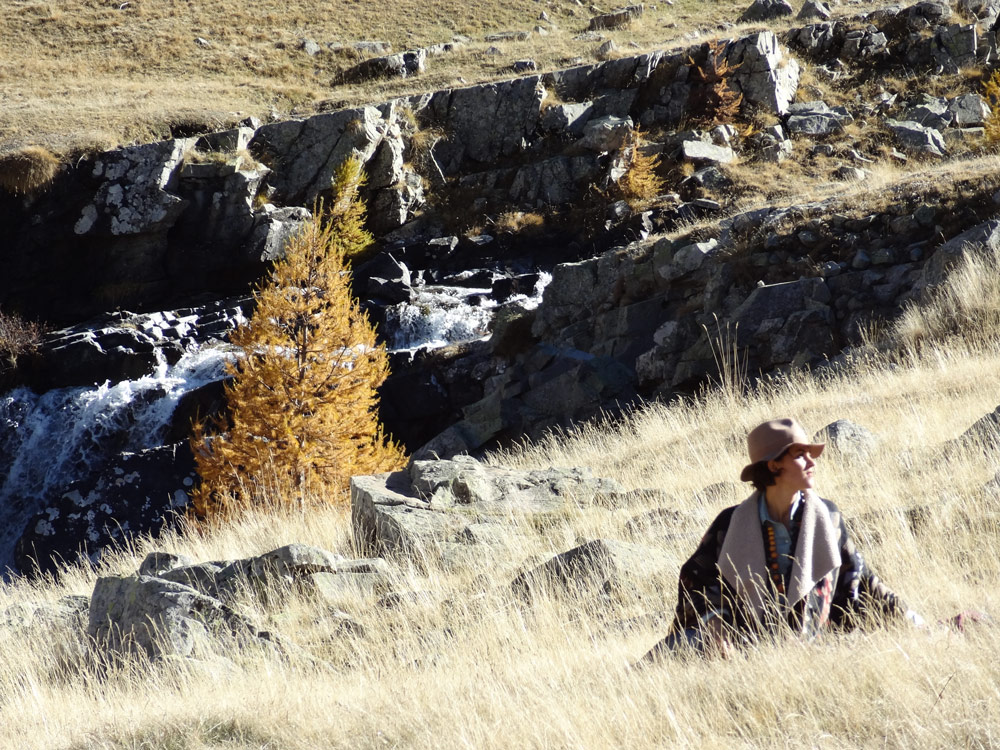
[739,418,825,482]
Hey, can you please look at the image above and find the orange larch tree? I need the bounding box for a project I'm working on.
[191,158,406,517]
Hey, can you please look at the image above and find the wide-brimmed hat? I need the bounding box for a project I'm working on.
[739,418,825,481]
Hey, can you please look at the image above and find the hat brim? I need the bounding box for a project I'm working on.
[739,441,825,482]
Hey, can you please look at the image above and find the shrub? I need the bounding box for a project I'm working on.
[0,146,60,195]
[619,128,665,206]
[0,308,44,371]
[687,40,744,127]
[983,70,1000,143]
[191,157,406,518]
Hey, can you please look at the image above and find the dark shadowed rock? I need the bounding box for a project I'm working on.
[15,443,197,576]
[739,0,794,23]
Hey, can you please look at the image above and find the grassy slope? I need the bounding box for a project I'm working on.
[0,0,744,154]
[1,340,999,749]
[2,1,1000,746]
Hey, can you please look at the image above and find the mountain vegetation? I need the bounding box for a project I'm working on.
[191,159,405,517]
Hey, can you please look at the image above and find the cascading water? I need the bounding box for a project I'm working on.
[0,271,551,572]
[0,345,231,572]
[385,272,551,352]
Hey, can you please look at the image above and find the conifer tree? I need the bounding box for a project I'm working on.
[191,158,406,518]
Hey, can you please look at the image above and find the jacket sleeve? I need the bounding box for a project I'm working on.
[673,506,738,629]
[826,499,907,628]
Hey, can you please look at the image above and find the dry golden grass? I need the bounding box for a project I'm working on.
[2,338,1000,748]
[0,145,60,194]
[0,0,880,157]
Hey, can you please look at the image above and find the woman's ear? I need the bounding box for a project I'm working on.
[767,459,780,474]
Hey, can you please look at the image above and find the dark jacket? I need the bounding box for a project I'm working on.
[671,492,905,643]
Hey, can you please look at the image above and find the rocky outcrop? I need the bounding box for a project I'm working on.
[352,455,642,570]
[15,444,197,575]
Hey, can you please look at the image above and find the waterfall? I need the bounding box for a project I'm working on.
[0,345,231,571]
[385,272,551,352]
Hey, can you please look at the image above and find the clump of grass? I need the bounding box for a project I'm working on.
[890,239,1000,353]
[0,146,60,195]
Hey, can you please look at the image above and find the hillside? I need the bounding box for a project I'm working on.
[1,0,1000,746]
[2,341,999,748]
[0,0,752,155]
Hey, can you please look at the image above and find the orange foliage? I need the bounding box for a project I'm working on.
[191,158,406,518]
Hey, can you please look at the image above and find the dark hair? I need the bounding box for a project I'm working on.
[747,448,789,492]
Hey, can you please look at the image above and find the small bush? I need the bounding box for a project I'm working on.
[0,308,44,371]
[983,70,1000,143]
[687,40,744,128]
[619,128,665,206]
[0,146,60,195]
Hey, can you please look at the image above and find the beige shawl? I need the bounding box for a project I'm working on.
[717,490,841,622]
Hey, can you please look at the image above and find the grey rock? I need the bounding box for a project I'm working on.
[587,4,644,30]
[540,101,595,134]
[726,32,800,115]
[340,49,427,83]
[597,40,618,59]
[656,238,719,281]
[510,538,672,598]
[948,93,991,127]
[484,30,531,42]
[834,166,868,181]
[88,574,264,659]
[920,219,1000,289]
[139,552,196,578]
[352,459,626,570]
[195,126,256,153]
[905,0,952,29]
[814,419,878,460]
[885,119,947,157]
[249,543,345,582]
[903,96,952,130]
[680,140,735,164]
[250,106,386,204]
[353,40,393,55]
[512,59,538,73]
[935,23,977,68]
[797,0,831,19]
[579,115,633,152]
[246,205,312,262]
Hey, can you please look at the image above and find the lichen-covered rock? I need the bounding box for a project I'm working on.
[74,139,192,237]
[15,444,197,576]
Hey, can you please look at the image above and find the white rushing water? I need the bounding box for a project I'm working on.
[0,345,231,571]
[385,273,551,353]
[0,274,552,571]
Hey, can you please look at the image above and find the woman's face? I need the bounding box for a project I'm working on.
[768,445,817,493]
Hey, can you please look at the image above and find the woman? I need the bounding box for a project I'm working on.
[646,418,922,658]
